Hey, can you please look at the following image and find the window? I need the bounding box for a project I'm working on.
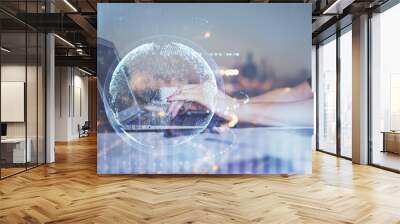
[317,35,337,154]
[370,3,400,171]
[339,27,352,158]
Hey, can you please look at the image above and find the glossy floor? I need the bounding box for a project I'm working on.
[0,167,25,178]
[0,135,400,223]
[372,150,400,171]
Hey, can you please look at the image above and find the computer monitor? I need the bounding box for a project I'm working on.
[1,123,7,137]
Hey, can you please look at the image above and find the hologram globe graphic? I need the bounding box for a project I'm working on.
[102,36,222,150]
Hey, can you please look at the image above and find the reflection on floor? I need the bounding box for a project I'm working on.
[0,167,25,177]
[373,150,400,171]
[0,135,400,223]
[0,163,42,178]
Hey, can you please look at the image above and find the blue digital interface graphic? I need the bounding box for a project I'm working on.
[97,3,313,174]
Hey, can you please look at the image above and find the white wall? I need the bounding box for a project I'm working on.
[55,67,69,141]
[55,67,89,141]
[74,73,89,135]
[1,65,26,139]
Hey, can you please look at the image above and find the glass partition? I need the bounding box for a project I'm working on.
[0,1,46,179]
[1,31,28,177]
[316,24,354,159]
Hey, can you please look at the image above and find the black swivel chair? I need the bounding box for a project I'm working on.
[79,121,90,138]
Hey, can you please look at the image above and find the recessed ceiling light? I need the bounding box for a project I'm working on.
[78,67,93,76]
[63,0,78,12]
[322,0,354,15]
[54,34,75,48]
[1,47,11,53]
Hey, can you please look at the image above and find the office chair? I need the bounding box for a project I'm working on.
[79,121,90,138]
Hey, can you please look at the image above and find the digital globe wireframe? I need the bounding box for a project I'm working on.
[103,36,221,150]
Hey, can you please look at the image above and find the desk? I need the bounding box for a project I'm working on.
[98,127,313,174]
[1,138,31,163]
[382,131,400,154]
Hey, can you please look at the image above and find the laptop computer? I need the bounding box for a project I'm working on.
[121,110,211,132]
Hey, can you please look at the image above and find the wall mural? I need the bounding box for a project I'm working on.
[97,3,313,174]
